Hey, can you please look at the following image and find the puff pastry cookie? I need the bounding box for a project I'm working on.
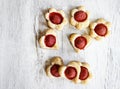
[90,18,111,40]
[69,33,92,53]
[39,29,58,49]
[70,6,90,30]
[59,61,81,83]
[77,62,92,84]
[45,8,67,30]
[46,57,64,78]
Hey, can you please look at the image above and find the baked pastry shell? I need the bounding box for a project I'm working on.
[70,6,90,30]
[39,29,59,49]
[45,8,67,30]
[90,18,111,40]
[69,33,92,53]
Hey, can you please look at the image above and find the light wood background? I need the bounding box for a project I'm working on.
[1,0,120,89]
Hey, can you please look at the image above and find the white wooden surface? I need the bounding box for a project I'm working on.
[1,0,120,89]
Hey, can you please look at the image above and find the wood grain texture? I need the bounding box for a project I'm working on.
[0,0,120,89]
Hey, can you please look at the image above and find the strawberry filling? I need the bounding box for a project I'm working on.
[94,23,107,36]
[44,34,56,47]
[64,67,77,80]
[49,12,63,24]
[74,11,87,22]
[79,66,89,80]
[50,64,60,77]
[74,36,87,49]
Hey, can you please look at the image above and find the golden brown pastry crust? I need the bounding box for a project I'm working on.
[39,29,59,49]
[59,61,81,83]
[45,8,67,30]
[70,6,90,30]
[89,18,111,40]
[45,57,92,84]
[77,62,92,84]
[46,57,64,78]
[69,33,92,53]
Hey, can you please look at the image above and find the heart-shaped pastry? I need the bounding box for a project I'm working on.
[39,29,58,49]
[69,33,92,53]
